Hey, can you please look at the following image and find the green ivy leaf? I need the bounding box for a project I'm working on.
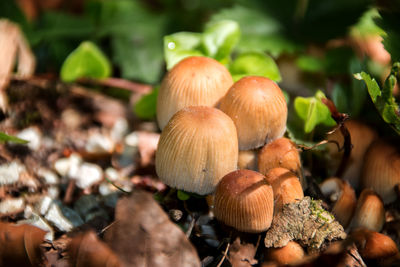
[294,90,336,133]
[355,63,400,135]
[202,20,240,63]
[61,41,111,82]
[230,51,281,82]
[164,32,204,70]
[0,132,28,144]
[296,55,325,73]
[134,87,159,120]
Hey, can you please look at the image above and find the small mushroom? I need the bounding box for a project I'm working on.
[265,241,305,266]
[350,189,385,232]
[156,56,233,129]
[219,76,287,150]
[258,137,304,187]
[155,106,238,195]
[214,169,274,233]
[264,168,304,213]
[319,177,356,228]
[361,139,400,204]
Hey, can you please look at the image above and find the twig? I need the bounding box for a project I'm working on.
[321,98,352,178]
[63,179,76,204]
[100,220,118,234]
[186,216,196,238]
[216,242,230,267]
[78,77,152,94]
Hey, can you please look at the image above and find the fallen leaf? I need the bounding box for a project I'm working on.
[68,231,121,267]
[228,237,258,267]
[104,190,200,267]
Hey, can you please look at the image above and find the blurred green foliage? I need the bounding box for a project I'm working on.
[0,133,28,144]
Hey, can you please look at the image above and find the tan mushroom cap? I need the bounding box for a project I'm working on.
[214,169,274,233]
[351,229,398,259]
[350,189,385,232]
[258,137,304,187]
[361,139,400,204]
[320,177,356,228]
[264,168,304,212]
[265,241,305,266]
[155,106,238,195]
[157,56,233,129]
[219,76,287,150]
[327,120,377,188]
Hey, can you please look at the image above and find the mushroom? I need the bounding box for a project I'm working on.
[350,189,385,232]
[156,56,233,129]
[361,139,400,204]
[219,76,287,150]
[265,241,305,266]
[155,106,238,195]
[258,137,304,187]
[319,177,356,228]
[327,120,377,188]
[351,228,398,260]
[213,169,274,233]
[264,168,304,213]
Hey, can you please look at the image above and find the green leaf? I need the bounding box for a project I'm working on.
[134,87,159,120]
[294,90,336,133]
[164,32,204,70]
[331,84,349,113]
[230,51,281,82]
[296,55,324,73]
[60,41,111,82]
[202,20,240,62]
[177,190,190,201]
[355,63,400,135]
[0,132,28,144]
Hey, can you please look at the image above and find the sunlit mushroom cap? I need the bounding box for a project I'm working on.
[214,169,274,233]
[219,76,287,150]
[361,139,400,204]
[155,106,238,195]
[156,56,233,129]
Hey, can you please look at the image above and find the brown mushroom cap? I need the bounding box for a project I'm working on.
[265,241,305,265]
[319,177,357,228]
[214,169,274,233]
[219,76,287,150]
[156,56,233,129]
[264,168,304,212]
[155,106,238,195]
[351,228,398,259]
[361,139,400,204]
[327,120,377,188]
[350,189,385,232]
[258,137,303,187]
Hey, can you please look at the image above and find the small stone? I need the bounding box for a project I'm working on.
[0,198,25,214]
[37,168,59,185]
[45,203,74,232]
[85,132,114,155]
[169,209,183,222]
[0,161,26,185]
[54,153,82,177]
[111,118,129,142]
[17,127,42,150]
[74,163,103,189]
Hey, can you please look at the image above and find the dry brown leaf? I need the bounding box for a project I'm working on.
[228,237,258,267]
[104,190,200,267]
[0,222,46,266]
[68,231,121,267]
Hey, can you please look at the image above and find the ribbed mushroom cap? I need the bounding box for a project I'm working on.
[327,120,377,188]
[155,106,238,195]
[219,76,287,150]
[264,168,303,212]
[351,189,385,232]
[320,177,356,228]
[361,139,400,204]
[214,169,274,233]
[258,137,303,187]
[157,56,233,129]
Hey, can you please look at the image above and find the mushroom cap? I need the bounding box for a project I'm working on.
[351,189,385,232]
[361,139,400,204]
[264,168,304,212]
[265,241,305,265]
[327,120,377,188]
[219,76,287,150]
[214,169,274,233]
[156,56,233,129]
[351,229,398,259]
[155,106,238,195]
[320,177,356,228]
[258,137,303,186]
